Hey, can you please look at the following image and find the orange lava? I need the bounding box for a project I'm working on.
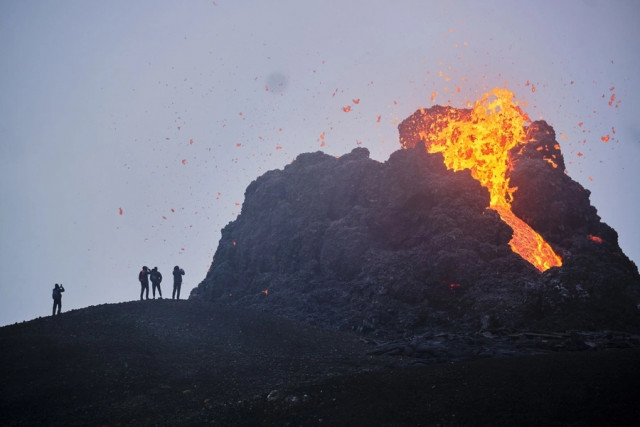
[414,88,562,272]
[587,234,603,243]
[493,206,563,271]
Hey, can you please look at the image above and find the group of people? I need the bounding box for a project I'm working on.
[49,264,186,317]
[138,265,185,300]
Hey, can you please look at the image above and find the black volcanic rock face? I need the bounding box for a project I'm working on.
[192,109,640,339]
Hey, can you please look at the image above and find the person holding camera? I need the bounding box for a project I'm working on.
[172,266,185,299]
[52,283,65,315]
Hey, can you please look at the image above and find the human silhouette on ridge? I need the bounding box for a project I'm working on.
[52,283,65,315]
[150,266,163,299]
[172,266,185,299]
[139,266,150,300]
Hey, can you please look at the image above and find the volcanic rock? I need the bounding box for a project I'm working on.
[192,107,640,339]
[3,301,639,425]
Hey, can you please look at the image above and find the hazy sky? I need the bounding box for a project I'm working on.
[1,0,638,326]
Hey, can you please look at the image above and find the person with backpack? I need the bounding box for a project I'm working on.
[150,266,163,299]
[52,283,65,315]
[172,266,185,299]
[139,266,150,300]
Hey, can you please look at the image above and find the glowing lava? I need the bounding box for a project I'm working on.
[409,88,562,272]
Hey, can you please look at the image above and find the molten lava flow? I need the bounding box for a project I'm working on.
[415,88,562,272]
[493,206,563,271]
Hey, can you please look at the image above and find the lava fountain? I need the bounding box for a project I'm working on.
[401,88,562,272]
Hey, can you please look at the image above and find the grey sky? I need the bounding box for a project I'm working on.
[1,0,638,326]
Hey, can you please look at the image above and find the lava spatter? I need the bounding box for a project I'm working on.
[403,88,562,272]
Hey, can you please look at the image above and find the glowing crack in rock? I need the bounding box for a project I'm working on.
[406,88,562,272]
[587,234,603,244]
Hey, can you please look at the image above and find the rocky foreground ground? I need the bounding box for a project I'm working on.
[1,300,639,426]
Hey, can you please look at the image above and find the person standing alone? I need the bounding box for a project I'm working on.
[172,266,185,299]
[139,266,150,300]
[52,283,65,315]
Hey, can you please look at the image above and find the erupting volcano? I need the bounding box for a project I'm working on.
[194,88,640,341]
[400,88,562,272]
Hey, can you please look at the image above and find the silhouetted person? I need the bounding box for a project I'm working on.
[52,283,65,315]
[150,266,163,299]
[172,266,185,299]
[139,266,150,300]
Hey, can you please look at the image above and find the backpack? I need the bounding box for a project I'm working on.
[151,270,162,283]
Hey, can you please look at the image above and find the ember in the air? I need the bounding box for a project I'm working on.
[404,88,562,272]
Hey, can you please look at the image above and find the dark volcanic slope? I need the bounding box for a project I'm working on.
[193,116,640,338]
[1,302,639,426]
[0,301,383,425]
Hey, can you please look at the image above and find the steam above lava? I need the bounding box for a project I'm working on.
[400,88,562,272]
